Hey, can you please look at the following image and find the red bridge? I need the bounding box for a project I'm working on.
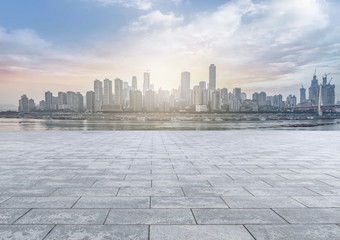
[287,105,340,110]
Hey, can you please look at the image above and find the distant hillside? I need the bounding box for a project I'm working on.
[0,104,17,111]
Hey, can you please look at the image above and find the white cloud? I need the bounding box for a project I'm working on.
[129,10,183,31]
[119,0,338,91]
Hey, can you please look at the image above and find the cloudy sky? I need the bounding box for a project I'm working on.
[0,0,339,105]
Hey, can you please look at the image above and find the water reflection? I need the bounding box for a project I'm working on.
[0,118,339,131]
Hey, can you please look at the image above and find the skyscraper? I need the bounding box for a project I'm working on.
[321,74,335,106]
[103,79,113,105]
[45,91,53,110]
[145,90,155,112]
[209,64,216,90]
[300,86,306,104]
[180,72,191,105]
[132,76,137,90]
[86,91,95,112]
[143,72,150,96]
[114,78,123,107]
[94,79,103,111]
[309,73,319,105]
[130,90,143,112]
[18,94,29,112]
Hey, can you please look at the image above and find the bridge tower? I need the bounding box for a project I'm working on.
[318,84,323,116]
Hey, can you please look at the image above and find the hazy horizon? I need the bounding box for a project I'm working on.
[1,0,340,105]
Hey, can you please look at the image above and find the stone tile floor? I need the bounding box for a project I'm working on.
[0,131,340,239]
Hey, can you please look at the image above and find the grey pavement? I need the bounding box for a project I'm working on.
[0,131,340,239]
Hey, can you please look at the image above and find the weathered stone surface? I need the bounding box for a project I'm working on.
[246,224,340,240]
[150,225,254,240]
[45,225,148,240]
[0,131,340,239]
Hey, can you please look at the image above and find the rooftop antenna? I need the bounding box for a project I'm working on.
[329,77,333,84]
[314,68,317,76]
[301,82,304,89]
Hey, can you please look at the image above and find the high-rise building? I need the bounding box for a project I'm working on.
[74,92,84,112]
[180,72,191,105]
[145,90,155,112]
[130,90,143,112]
[286,95,297,107]
[252,92,266,106]
[114,78,123,107]
[132,76,137,90]
[66,91,75,108]
[143,72,150,96]
[58,92,67,106]
[300,86,306,104]
[193,86,201,106]
[103,78,113,105]
[233,88,242,101]
[211,90,221,111]
[45,91,53,110]
[209,64,216,90]
[309,73,319,105]
[86,91,95,112]
[321,74,335,106]
[221,88,229,108]
[18,94,29,112]
[94,79,103,111]
[199,81,207,90]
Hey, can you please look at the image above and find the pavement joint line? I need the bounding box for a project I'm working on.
[11,208,32,224]
[270,208,291,224]
[103,208,112,224]
[41,224,56,240]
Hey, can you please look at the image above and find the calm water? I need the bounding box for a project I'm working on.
[0,118,339,131]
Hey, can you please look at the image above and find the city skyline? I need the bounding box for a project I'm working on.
[17,66,337,114]
[1,0,340,106]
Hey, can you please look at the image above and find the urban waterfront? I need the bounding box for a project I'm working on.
[0,117,340,131]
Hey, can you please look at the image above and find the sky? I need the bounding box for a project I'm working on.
[0,0,340,106]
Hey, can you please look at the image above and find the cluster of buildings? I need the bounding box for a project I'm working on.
[18,66,336,113]
[299,72,335,107]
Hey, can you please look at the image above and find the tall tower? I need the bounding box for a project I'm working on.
[45,91,53,110]
[114,78,123,107]
[103,79,113,105]
[209,64,216,90]
[132,76,137,90]
[94,79,103,111]
[143,72,150,96]
[300,86,306,104]
[86,91,95,112]
[181,72,191,105]
[308,73,319,105]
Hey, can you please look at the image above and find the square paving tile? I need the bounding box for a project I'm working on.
[45,225,148,240]
[118,187,184,197]
[223,196,305,208]
[73,197,150,208]
[0,197,79,209]
[50,187,119,197]
[246,224,340,240]
[291,196,340,207]
[182,187,252,197]
[0,225,53,240]
[0,209,29,224]
[193,209,287,224]
[152,197,228,208]
[105,209,196,224]
[150,225,254,240]
[15,209,109,224]
[274,208,340,223]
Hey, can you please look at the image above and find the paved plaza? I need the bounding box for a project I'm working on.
[1,130,340,239]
